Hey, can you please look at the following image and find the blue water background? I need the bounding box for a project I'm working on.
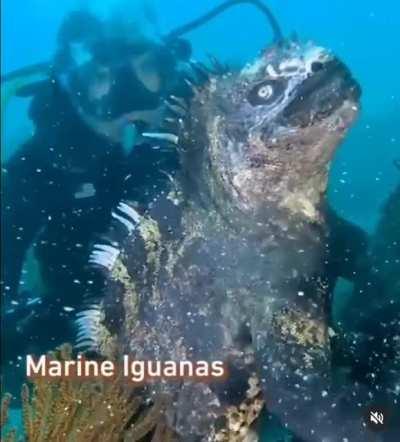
[2,0,399,231]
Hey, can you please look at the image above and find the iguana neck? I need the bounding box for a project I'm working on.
[180,179,328,261]
[180,162,328,244]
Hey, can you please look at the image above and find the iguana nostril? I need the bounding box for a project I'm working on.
[311,61,324,73]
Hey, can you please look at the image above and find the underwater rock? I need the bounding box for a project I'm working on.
[76,40,379,441]
[372,183,400,295]
[371,183,400,436]
[338,182,400,434]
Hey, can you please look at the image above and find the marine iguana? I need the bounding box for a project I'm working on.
[75,41,384,441]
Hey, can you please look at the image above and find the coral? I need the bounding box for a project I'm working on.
[2,347,265,441]
[4,344,169,442]
[1,393,11,428]
[1,393,17,442]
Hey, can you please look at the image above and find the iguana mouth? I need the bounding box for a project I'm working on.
[281,58,361,127]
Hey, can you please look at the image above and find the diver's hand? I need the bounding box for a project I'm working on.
[79,108,163,144]
[123,107,164,132]
[79,112,135,144]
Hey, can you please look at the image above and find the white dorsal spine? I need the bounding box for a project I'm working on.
[74,305,103,351]
[89,244,120,270]
[142,132,179,145]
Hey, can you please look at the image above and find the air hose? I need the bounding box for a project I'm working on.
[1,1,283,85]
[164,0,283,44]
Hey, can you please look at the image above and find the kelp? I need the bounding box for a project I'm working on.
[2,344,170,442]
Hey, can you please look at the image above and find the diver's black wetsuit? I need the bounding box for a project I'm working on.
[1,80,123,361]
[1,72,180,370]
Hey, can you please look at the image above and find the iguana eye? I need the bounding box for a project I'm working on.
[258,84,273,99]
[247,80,285,106]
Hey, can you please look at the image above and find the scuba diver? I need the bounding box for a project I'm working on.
[1,9,192,367]
[0,1,285,379]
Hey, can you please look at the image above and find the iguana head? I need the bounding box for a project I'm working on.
[185,41,361,223]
